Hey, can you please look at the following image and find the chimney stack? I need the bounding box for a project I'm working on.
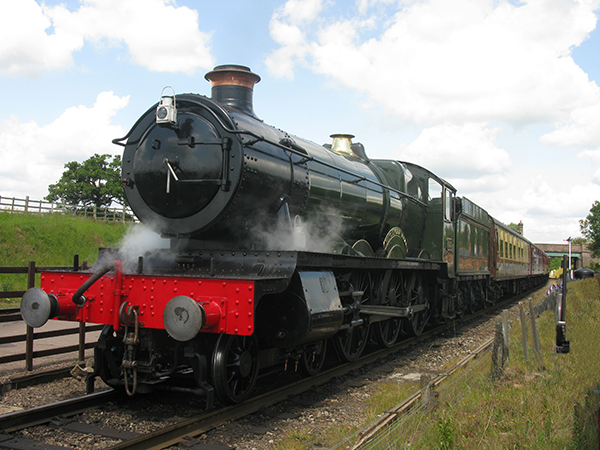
[205,65,261,118]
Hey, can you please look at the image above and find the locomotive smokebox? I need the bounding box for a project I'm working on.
[205,65,261,118]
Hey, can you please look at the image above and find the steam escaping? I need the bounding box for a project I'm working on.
[249,207,353,253]
[117,225,170,272]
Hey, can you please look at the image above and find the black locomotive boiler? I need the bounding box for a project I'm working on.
[21,65,549,406]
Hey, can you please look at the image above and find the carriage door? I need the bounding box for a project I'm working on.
[443,186,456,277]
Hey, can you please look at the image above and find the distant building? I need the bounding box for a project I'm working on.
[535,243,599,269]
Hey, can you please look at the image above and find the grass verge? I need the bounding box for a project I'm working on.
[0,212,133,307]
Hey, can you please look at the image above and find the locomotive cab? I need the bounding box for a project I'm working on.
[400,162,456,269]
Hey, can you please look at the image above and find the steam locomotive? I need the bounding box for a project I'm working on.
[21,65,549,406]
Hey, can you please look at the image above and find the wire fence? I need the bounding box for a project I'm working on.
[355,347,494,450]
[0,195,137,223]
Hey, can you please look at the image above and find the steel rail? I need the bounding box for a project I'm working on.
[0,390,117,433]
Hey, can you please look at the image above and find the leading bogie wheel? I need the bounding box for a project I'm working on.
[211,333,259,405]
[298,340,327,377]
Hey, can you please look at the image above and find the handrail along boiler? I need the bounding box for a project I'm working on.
[21,65,549,406]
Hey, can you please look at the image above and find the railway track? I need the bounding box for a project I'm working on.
[0,288,540,450]
[0,390,118,433]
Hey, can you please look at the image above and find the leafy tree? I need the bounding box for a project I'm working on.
[580,201,600,257]
[46,154,124,208]
[549,257,562,272]
[571,237,587,245]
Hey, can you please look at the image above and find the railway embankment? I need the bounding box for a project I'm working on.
[0,212,132,309]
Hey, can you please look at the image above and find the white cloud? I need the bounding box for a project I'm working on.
[0,92,129,200]
[0,0,83,77]
[577,149,600,184]
[399,123,511,180]
[461,171,600,243]
[540,100,600,150]
[0,0,215,78]
[279,0,324,22]
[266,0,324,78]
[268,0,600,127]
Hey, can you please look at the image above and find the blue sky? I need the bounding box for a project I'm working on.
[2,0,600,245]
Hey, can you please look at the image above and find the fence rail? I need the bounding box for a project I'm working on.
[0,195,137,223]
[0,262,101,372]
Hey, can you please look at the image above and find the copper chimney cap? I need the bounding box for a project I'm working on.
[205,65,261,88]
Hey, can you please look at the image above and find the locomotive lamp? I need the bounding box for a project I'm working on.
[156,86,177,125]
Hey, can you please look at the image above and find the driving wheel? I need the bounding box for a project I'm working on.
[373,271,403,347]
[333,271,371,361]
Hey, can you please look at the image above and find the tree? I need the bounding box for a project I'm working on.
[549,257,562,272]
[571,237,588,245]
[580,200,600,257]
[46,154,124,208]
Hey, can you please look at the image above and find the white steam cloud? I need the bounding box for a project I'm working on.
[250,208,352,253]
[117,225,170,272]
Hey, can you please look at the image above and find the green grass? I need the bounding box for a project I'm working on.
[0,212,133,307]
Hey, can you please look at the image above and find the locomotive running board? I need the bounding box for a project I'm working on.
[296,251,442,271]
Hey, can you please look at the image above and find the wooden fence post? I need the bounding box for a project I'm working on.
[491,321,509,380]
[519,302,529,361]
[420,374,437,411]
[528,297,544,370]
[78,322,86,365]
[502,310,510,349]
[25,261,36,371]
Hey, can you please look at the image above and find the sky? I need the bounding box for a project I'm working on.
[2,0,600,245]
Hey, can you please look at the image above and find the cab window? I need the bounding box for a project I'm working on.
[444,188,453,221]
[428,178,442,204]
